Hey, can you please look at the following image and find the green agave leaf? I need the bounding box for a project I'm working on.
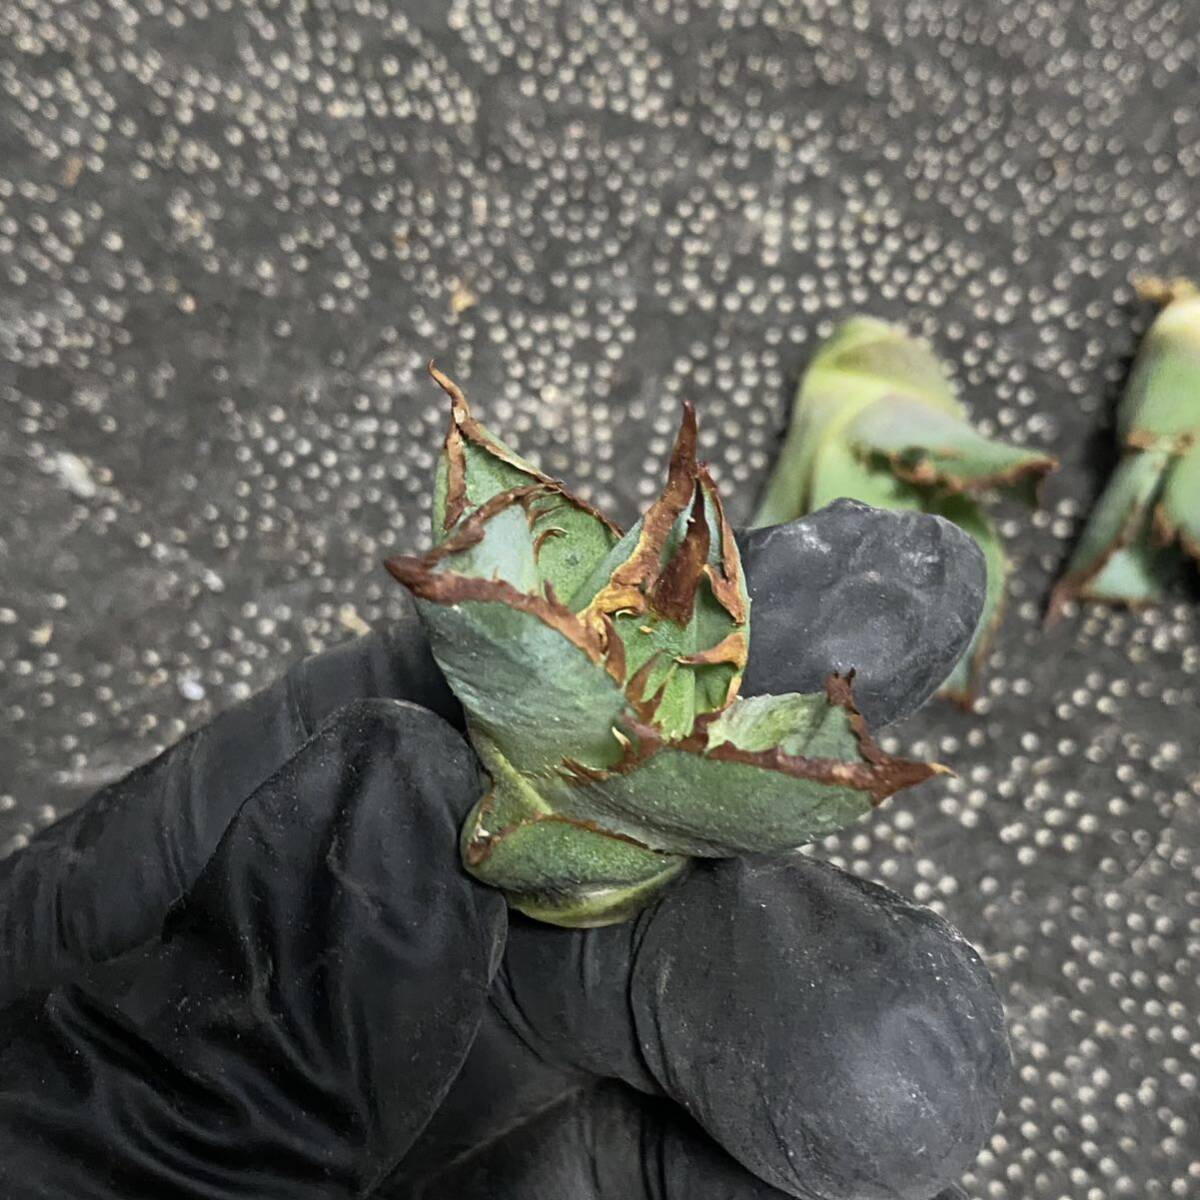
[428,365,622,602]
[1048,448,1176,615]
[387,492,631,783]
[1156,441,1200,564]
[1083,539,1177,605]
[1118,285,1200,450]
[808,428,927,512]
[752,317,960,526]
[389,368,939,926]
[1048,282,1200,615]
[848,396,1056,495]
[459,815,687,929]
[549,678,941,857]
[572,412,749,739]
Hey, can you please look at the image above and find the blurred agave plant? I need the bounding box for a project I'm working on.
[386,367,941,927]
[753,317,1057,706]
[1049,279,1200,615]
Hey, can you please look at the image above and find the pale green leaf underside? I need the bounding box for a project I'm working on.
[808,424,926,512]
[1159,442,1200,561]
[849,396,1053,490]
[753,317,958,526]
[1084,542,1175,604]
[1118,296,1200,447]
[819,316,958,410]
[1058,449,1172,605]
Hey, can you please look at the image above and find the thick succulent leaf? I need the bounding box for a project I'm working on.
[387,491,631,778]
[822,315,960,407]
[575,405,749,737]
[459,806,687,928]
[807,429,927,512]
[1048,448,1175,616]
[753,317,959,526]
[421,592,630,776]
[1118,290,1200,450]
[427,366,621,596]
[1156,441,1200,562]
[928,495,1004,707]
[456,722,689,927]
[550,679,941,857]
[1082,539,1177,604]
[848,396,1056,493]
[527,492,623,604]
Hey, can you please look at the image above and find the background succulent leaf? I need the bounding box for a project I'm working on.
[753,316,1055,706]
[1050,284,1200,614]
[753,316,952,526]
[1117,287,1200,448]
[848,397,1055,492]
[1157,442,1200,562]
[1050,449,1176,612]
[808,430,925,512]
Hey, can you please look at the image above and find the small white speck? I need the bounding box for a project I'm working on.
[52,452,98,499]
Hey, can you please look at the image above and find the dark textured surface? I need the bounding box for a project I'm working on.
[629,858,1010,1200]
[1,2,1198,1196]
[739,499,987,726]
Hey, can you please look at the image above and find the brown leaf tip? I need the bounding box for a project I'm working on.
[428,360,471,418]
[672,401,699,476]
[651,486,711,624]
[1134,275,1199,307]
[823,670,948,801]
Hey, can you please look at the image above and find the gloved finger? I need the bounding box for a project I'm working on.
[0,698,506,1200]
[0,613,461,1008]
[394,1081,794,1200]
[737,498,986,726]
[476,855,1009,1200]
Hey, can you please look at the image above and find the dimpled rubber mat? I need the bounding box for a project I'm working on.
[1,2,1198,1195]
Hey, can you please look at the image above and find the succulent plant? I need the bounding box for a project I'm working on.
[386,367,942,927]
[752,317,1057,706]
[1049,278,1200,614]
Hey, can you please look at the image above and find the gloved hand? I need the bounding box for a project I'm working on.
[0,502,1008,1200]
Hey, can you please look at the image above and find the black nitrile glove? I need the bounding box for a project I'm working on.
[0,503,1007,1200]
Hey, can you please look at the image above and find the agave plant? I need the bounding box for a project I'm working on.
[1049,278,1200,614]
[753,317,1057,706]
[386,367,942,927]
